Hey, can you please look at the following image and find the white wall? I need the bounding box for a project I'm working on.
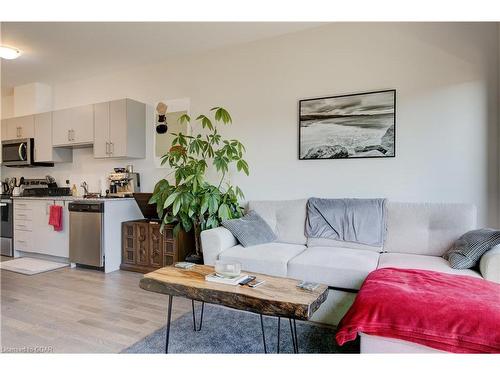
[2,23,498,226]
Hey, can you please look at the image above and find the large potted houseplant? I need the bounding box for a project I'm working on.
[149,107,249,263]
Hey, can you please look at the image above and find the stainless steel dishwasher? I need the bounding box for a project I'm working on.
[69,201,104,268]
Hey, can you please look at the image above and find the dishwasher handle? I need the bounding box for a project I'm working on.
[68,202,104,213]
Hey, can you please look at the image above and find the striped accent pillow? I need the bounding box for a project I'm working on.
[444,229,500,269]
[222,211,277,247]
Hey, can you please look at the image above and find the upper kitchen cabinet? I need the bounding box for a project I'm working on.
[1,115,35,140]
[94,98,146,159]
[34,112,72,163]
[52,104,94,147]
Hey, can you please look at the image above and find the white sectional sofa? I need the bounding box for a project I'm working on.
[201,199,500,351]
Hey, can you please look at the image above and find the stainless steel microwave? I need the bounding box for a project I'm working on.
[1,138,53,167]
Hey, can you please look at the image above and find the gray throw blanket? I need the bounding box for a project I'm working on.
[305,198,387,247]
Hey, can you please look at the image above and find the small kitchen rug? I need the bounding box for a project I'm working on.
[0,257,68,275]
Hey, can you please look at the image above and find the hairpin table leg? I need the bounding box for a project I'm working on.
[260,314,267,354]
[293,319,299,353]
[191,300,205,331]
[165,295,173,354]
[277,317,281,353]
[289,318,299,353]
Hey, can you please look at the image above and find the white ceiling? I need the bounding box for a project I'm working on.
[1,22,322,89]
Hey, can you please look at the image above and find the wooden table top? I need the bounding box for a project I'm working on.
[139,265,328,320]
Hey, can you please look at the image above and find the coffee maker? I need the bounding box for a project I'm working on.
[108,168,140,197]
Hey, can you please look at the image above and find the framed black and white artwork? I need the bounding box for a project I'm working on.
[299,89,396,160]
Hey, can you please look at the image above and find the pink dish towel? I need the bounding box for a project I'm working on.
[48,205,63,232]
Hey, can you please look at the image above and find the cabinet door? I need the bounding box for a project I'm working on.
[48,201,70,258]
[109,99,127,157]
[1,120,5,163]
[32,201,70,258]
[14,230,33,252]
[122,223,136,264]
[19,115,35,138]
[53,105,94,146]
[5,116,34,140]
[134,223,149,266]
[149,223,164,268]
[71,105,94,144]
[6,119,18,139]
[34,112,52,162]
[1,119,9,140]
[94,102,110,158]
[52,108,74,146]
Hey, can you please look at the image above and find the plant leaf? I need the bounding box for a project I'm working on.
[164,192,179,209]
[178,114,191,124]
[236,159,249,175]
[172,196,181,216]
[173,223,182,237]
[196,115,214,130]
[218,203,231,220]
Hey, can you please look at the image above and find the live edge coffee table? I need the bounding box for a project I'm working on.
[139,265,328,354]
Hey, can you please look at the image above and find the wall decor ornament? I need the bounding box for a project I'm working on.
[156,102,168,134]
[299,89,396,159]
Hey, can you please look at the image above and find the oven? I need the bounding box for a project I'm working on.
[1,198,13,256]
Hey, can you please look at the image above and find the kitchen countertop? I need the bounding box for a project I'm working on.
[12,196,135,201]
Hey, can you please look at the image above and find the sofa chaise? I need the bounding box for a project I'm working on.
[201,199,500,353]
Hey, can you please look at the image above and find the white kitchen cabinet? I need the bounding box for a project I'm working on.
[14,199,70,259]
[0,120,4,164]
[52,104,94,147]
[36,200,70,258]
[1,119,7,140]
[93,102,110,158]
[2,115,35,140]
[93,98,145,159]
[34,112,73,163]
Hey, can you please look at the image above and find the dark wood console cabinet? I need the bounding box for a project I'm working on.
[121,220,194,273]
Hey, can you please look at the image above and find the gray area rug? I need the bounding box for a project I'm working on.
[123,304,359,354]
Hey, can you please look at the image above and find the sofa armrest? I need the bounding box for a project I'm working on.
[479,245,500,284]
[200,227,238,265]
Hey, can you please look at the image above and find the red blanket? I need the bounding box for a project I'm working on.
[336,268,500,353]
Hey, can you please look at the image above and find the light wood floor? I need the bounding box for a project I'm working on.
[0,257,191,353]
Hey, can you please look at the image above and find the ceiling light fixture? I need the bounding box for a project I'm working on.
[0,45,21,60]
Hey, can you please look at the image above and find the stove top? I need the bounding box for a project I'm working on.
[21,187,72,197]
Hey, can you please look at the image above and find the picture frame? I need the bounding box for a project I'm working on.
[298,89,396,160]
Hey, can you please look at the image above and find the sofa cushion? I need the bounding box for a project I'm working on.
[479,245,500,283]
[222,211,277,247]
[287,246,380,290]
[377,252,481,278]
[219,242,306,277]
[384,202,477,256]
[248,199,307,245]
[306,237,382,252]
